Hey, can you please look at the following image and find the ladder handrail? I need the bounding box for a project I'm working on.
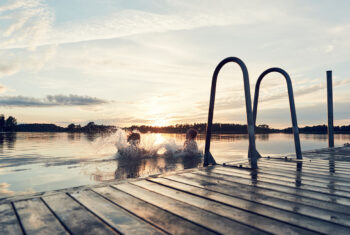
[252,67,302,159]
[204,57,259,168]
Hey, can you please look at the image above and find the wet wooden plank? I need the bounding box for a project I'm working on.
[132,180,317,235]
[266,158,350,170]
[217,165,350,192]
[150,177,350,233]
[0,203,23,235]
[113,183,265,235]
[192,171,350,206]
[43,193,117,235]
[256,166,350,187]
[70,190,164,235]
[257,164,350,184]
[164,173,350,215]
[93,186,216,235]
[211,167,350,197]
[302,155,350,162]
[259,160,350,175]
[258,161,350,179]
[14,198,68,235]
[216,165,350,192]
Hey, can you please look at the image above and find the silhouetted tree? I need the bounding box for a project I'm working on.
[5,116,17,131]
[86,122,95,127]
[67,123,76,131]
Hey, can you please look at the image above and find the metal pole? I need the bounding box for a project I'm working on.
[204,57,258,169]
[327,70,334,148]
[252,68,302,159]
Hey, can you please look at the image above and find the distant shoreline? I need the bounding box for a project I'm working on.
[5,122,348,135]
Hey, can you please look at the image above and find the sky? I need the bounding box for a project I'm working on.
[0,0,350,128]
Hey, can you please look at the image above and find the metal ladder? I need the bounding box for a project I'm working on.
[204,57,302,169]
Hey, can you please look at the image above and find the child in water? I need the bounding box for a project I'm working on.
[127,132,141,146]
[183,129,199,154]
[118,132,143,157]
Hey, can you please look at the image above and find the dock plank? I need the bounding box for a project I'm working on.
[259,160,350,176]
[256,167,350,188]
[258,162,350,180]
[164,172,350,215]
[132,180,317,234]
[43,193,117,235]
[0,203,23,235]
[70,189,164,235]
[150,176,350,232]
[267,158,350,170]
[14,198,68,235]
[93,186,215,235]
[211,167,350,197]
[215,166,350,192]
[191,171,350,205]
[113,182,265,235]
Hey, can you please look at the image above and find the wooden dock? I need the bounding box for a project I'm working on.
[1,146,350,234]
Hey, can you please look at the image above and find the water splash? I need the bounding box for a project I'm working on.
[114,129,181,158]
[91,129,203,159]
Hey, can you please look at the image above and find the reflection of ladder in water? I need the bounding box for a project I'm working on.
[204,57,302,169]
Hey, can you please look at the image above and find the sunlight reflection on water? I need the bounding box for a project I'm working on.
[1,132,350,198]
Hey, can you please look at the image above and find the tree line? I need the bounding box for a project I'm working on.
[125,123,278,134]
[0,114,116,133]
[127,123,350,134]
[1,113,350,134]
[16,122,116,133]
[282,124,350,134]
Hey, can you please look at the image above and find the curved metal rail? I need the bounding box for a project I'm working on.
[204,57,259,169]
[252,67,302,159]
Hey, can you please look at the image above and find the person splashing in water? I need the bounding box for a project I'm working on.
[118,132,145,157]
[127,132,141,146]
[183,129,199,154]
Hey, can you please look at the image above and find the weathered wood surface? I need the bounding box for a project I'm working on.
[14,198,68,235]
[0,203,23,235]
[1,146,350,234]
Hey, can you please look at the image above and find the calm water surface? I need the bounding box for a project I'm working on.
[1,132,349,198]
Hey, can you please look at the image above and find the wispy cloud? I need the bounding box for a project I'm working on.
[0,45,56,78]
[0,94,109,107]
[1,0,282,49]
[0,84,7,93]
[0,0,53,50]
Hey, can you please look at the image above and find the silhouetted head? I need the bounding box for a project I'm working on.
[127,132,140,145]
[186,129,198,140]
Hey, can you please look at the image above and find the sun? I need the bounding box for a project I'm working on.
[151,119,169,127]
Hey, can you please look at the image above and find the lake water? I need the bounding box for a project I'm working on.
[1,131,350,199]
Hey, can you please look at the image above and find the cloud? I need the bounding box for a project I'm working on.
[0,1,283,49]
[0,1,56,78]
[0,94,109,107]
[0,84,7,93]
[0,0,27,12]
[0,0,53,50]
[0,63,20,77]
[0,45,56,78]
